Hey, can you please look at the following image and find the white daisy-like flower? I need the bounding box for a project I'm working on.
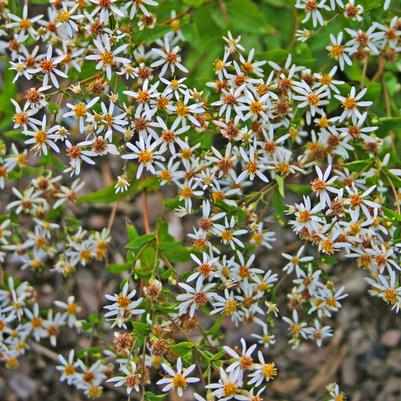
[24,114,60,155]
[327,32,352,71]
[90,0,125,23]
[122,135,164,178]
[247,351,277,386]
[177,278,216,317]
[63,97,99,133]
[103,282,145,328]
[157,357,200,397]
[107,361,140,395]
[223,338,257,375]
[29,45,67,88]
[56,350,79,385]
[334,86,373,123]
[123,0,158,20]
[86,36,130,80]
[282,245,314,276]
[213,216,248,249]
[151,37,188,77]
[295,0,330,27]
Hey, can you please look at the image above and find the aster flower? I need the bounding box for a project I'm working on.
[86,36,130,80]
[103,283,145,328]
[107,361,140,395]
[122,135,164,178]
[28,45,67,88]
[157,357,200,397]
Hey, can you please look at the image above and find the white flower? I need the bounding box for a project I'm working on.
[86,36,130,80]
[157,357,200,397]
[90,0,125,23]
[345,185,380,219]
[57,350,79,385]
[310,165,339,206]
[29,45,67,88]
[6,5,43,39]
[55,4,83,38]
[334,86,372,123]
[104,283,144,328]
[292,80,329,124]
[206,367,244,400]
[223,31,246,53]
[124,79,160,119]
[345,25,382,56]
[24,114,60,155]
[210,289,242,325]
[213,216,248,249]
[178,179,203,212]
[24,303,47,342]
[177,279,216,317]
[107,361,140,394]
[223,338,256,375]
[327,32,352,71]
[282,245,314,276]
[151,37,188,77]
[247,351,277,386]
[236,144,270,184]
[122,135,164,178]
[43,310,66,347]
[63,97,100,133]
[54,296,82,329]
[305,320,333,347]
[295,0,330,27]
[123,0,158,20]
[366,270,401,311]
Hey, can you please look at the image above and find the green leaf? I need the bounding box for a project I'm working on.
[272,190,285,221]
[378,117,401,137]
[170,342,193,356]
[127,224,140,242]
[343,159,373,172]
[287,184,312,195]
[145,392,167,401]
[275,175,285,198]
[107,263,132,273]
[225,0,275,34]
[126,233,155,250]
[211,349,226,360]
[159,241,192,263]
[138,245,158,277]
[132,321,151,336]
[383,207,401,222]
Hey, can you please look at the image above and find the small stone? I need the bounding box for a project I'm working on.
[380,329,401,348]
[8,372,38,400]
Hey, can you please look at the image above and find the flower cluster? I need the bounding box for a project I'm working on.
[1,0,401,400]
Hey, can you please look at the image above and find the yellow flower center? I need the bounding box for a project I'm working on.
[74,103,87,117]
[176,102,188,117]
[262,363,277,379]
[223,382,238,397]
[19,19,31,29]
[57,11,71,23]
[343,97,357,110]
[172,374,187,388]
[35,130,47,144]
[224,299,237,315]
[221,229,233,242]
[100,51,114,65]
[117,294,130,308]
[138,149,153,164]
